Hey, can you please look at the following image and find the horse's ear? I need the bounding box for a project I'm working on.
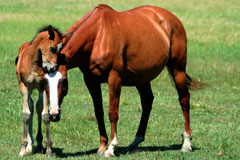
[48,25,55,40]
[58,53,66,65]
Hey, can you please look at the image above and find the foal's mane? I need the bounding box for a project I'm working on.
[30,25,62,44]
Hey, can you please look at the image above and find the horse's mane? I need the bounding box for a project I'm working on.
[67,5,113,34]
[30,25,62,44]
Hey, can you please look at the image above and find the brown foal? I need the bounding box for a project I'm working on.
[16,26,68,157]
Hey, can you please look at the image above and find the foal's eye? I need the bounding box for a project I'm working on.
[50,47,57,53]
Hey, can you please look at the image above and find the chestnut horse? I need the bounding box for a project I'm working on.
[59,4,204,157]
[16,25,68,157]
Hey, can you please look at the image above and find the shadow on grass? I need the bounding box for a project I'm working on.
[53,147,98,158]
[32,146,97,158]
[114,144,200,157]
[32,144,200,158]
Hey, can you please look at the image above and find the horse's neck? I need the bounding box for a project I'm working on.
[63,18,99,61]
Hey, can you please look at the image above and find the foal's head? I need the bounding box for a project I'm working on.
[43,64,68,122]
[31,25,64,73]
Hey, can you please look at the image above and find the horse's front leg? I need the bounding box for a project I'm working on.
[83,75,108,156]
[104,70,121,157]
[42,91,52,156]
[19,82,34,157]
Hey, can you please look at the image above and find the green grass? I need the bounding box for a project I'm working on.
[0,0,240,159]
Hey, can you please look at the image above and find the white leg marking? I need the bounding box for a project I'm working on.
[181,131,192,152]
[26,134,33,153]
[104,133,118,157]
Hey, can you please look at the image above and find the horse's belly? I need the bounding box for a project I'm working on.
[121,56,168,86]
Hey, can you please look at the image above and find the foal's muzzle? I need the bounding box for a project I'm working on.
[48,108,61,122]
[43,62,56,73]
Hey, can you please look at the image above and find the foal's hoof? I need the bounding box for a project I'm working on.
[36,144,44,153]
[104,152,114,157]
[181,145,192,152]
[26,145,32,153]
[19,151,26,157]
[104,150,115,157]
[46,149,52,157]
[97,151,105,156]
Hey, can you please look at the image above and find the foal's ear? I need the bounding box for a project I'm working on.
[48,25,55,40]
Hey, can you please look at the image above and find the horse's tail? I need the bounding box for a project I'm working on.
[15,56,19,65]
[186,73,208,90]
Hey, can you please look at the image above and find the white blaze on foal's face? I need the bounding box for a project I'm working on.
[44,71,63,122]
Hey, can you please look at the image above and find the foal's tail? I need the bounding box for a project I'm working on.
[186,73,208,90]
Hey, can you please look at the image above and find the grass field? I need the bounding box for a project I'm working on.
[0,0,240,159]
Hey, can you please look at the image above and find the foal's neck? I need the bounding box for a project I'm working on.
[28,32,46,68]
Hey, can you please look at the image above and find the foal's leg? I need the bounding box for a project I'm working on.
[126,83,154,152]
[42,91,52,156]
[84,75,108,156]
[19,82,33,157]
[36,90,44,152]
[26,96,34,153]
[104,70,121,157]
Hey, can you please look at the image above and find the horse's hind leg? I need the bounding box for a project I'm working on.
[170,69,192,152]
[167,37,192,152]
[19,82,34,157]
[126,83,154,152]
[36,90,44,153]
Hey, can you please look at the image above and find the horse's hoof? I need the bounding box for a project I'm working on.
[181,146,192,152]
[97,151,104,156]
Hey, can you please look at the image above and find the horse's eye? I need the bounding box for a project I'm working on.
[50,47,56,53]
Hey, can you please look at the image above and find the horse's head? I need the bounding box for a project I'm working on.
[43,64,68,122]
[32,25,64,73]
